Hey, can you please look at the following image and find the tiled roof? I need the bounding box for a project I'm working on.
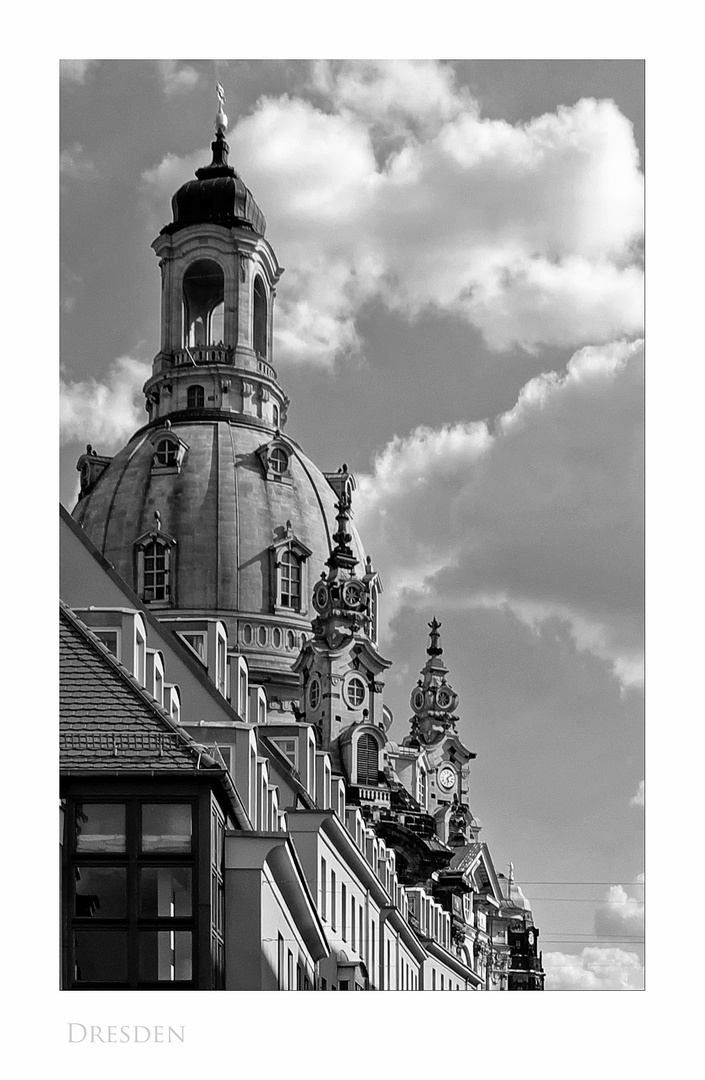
[447,842,483,872]
[60,603,217,774]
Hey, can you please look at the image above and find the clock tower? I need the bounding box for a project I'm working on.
[403,620,480,846]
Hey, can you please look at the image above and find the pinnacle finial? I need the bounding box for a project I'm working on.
[215,82,228,133]
[427,617,443,656]
[327,488,358,572]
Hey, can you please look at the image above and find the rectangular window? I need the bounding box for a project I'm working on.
[94,629,120,658]
[432,969,436,990]
[371,919,375,973]
[278,933,285,991]
[320,858,327,920]
[440,973,444,990]
[74,803,126,853]
[139,930,192,982]
[287,950,294,991]
[73,930,128,983]
[351,895,356,950]
[143,542,170,602]
[273,738,298,768]
[135,629,146,685]
[359,908,364,958]
[341,884,347,940]
[139,867,192,917]
[331,870,337,931]
[141,803,192,853]
[67,797,197,990]
[217,634,227,695]
[297,964,303,990]
[386,940,390,988]
[338,979,349,990]
[74,867,127,918]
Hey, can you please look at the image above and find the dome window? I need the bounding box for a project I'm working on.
[150,429,188,474]
[256,438,293,483]
[270,523,312,616]
[134,517,176,608]
[270,447,288,474]
[253,276,267,357]
[187,385,205,410]
[155,439,178,467]
[182,260,225,348]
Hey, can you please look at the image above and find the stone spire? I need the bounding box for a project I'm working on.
[408,618,460,745]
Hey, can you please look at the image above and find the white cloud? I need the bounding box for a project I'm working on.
[630,780,645,808]
[157,60,199,96]
[140,62,643,367]
[60,60,98,84]
[356,339,643,689]
[60,143,98,182]
[594,877,644,939]
[543,947,643,990]
[60,356,151,449]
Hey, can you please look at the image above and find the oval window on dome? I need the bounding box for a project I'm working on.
[257,626,267,647]
[346,676,366,709]
[309,677,321,711]
[242,624,253,646]
[272,627,282,649]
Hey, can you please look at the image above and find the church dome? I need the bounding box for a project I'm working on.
[164,129,267,237]
[73,415,366,686]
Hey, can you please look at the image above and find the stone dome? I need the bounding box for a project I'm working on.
[73,415,366,689]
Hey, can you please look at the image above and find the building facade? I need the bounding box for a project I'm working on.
[61,96,544,990]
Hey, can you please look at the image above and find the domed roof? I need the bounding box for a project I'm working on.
[73,416,365,680]
[164,130,266,237]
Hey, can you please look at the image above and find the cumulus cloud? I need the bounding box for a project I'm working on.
[630,780,645,808]
[60,143,98,182]
[157,60,199,95]
[60,356,151,449]
[594,876,644,939]
[356,339,643,688]
[543,947,643,990]
[139,61,643,367]
[60,59,98,84]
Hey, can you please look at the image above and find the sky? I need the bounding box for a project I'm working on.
[59,58,644,990]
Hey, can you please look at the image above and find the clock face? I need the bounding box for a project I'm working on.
[436,688,452,709]
[313,583,329,612]
[438,766,456,791]
[342,580,364,609]
[411,688,425,712]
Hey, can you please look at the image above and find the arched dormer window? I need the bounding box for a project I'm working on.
[253,276,267,357]
[150,429,188,474]
[256,437,293,484]
[134,525,176,607]
[356,734,379,785]
[269,524,312,615]
[187,384,205,410]
[183,259,225,347]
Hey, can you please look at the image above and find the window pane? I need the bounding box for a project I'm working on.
[74,803,126,852]
[73,931,128,983]
[141,804,192,852]
[74,867,127,918]
[140,867,192,917]
[139,931,193,982]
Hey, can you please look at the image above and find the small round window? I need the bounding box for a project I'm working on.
[156,439,178,467]
[270,447,288,474]
[309,677,321,710]
[346,676,366,709]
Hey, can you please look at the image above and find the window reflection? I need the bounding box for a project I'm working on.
[74,866,127,918]
[73,931,128,983]
[140,867,192,917]
[74,803,126,852]
[139,930,192,981]
[141,804,192,852]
